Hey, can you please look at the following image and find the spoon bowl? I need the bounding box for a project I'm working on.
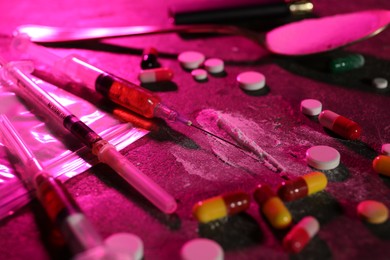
[15,9,390,56]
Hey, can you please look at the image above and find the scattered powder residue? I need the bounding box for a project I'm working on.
[266,10,390,55]
[170,144,259,182]
[173,154,213,181]
[196,109,285,173]
[217,113,285,172]
[170,107,354,182]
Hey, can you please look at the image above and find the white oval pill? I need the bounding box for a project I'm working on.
[178,51,205,70]
[204,58,224,74]
[300,99,322,116]
[381,144,390,156]
[237,71,266,91]
[181,238,224,260]
[373,78,388,89]
[104,232,144,260]
[191,69,208,81]
[306,145,341,170]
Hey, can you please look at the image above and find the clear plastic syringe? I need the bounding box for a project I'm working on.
[0,114,105,254]
[0,58,177,214]
[12,34,190,124]
[12,34,245,148]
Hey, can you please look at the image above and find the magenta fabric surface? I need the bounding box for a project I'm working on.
[0,0,390,259]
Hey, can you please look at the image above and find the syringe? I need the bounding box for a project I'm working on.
[12,34,243,148]
[12,34,189,123]
[0,58,177,214]
[0,114,105,254]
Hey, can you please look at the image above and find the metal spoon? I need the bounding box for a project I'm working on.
[15,9,390,56]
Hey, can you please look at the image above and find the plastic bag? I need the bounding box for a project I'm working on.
[0,76,148,220]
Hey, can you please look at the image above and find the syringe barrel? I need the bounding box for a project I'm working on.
[34,173,104,253]
[54,55,162,119]
[11,36,188,123]
[97,142,177,214]
[61,213,105,253]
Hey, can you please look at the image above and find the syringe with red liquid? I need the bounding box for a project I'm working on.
[0,114,105,255]
[12,34,242,147]
[0,57,177,214]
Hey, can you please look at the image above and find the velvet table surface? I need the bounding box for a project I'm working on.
[0,0,389,259]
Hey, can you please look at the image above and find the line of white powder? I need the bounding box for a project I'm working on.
[216,114,286,173]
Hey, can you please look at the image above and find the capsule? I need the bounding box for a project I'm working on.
[329,54,365,73]
[318,110,362,140]
[140,47,161,69]
[192,191,251,223]
[283,216,320,253]
[277,172,327,202]
[357,200,389,224]
[138,67,174,84]
[254,184,292,229]
[373,155,390,177]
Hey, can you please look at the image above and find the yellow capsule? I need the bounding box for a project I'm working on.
[357,200,389,224]
[373,155,390,177]
[278,172,327,202]
[254,184,292,229]
[306,171,328,195]
[192,192,250,223]
[263,197,292,229]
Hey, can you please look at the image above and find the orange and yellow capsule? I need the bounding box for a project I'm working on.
[254,184,292,229]
[192,191,251,223]
[277,172,328,202]
[373,155,390,177]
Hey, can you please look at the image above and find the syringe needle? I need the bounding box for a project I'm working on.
[189,123,245,151]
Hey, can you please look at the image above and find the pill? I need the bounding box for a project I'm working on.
[329,54,365,73]
[138,67,173,83]
[300,99,322,116]
[373,155,390,177]
[181,238,224,260]
[306,145,340,170]
[204,58,224,74]
[277,171,328,202]
[318,110,362,140]
[192,191,250,223]
[104,232,144,260]
[357,200,389,224]
[237,71,266,91]
[191,69,208,81]
[283,216,320,253]
[253,184,292,229]
[381,144,390,156]
[372,77,388,89]
[178,51,205,70]
[140,47,161,69]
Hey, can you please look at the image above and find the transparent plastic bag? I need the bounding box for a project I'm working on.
[0,76,148,220]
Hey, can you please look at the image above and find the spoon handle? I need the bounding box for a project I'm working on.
[16,24,259,43]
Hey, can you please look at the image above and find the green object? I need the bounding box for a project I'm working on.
[330,54,365,73]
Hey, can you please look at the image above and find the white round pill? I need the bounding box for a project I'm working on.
[104,232,143,260]
[191,69,208,81]
[306,145,341,170]
[204,58,224,74]
[178,51,205,70]
[237,71,265,91]
[373,78,388,89]
[381,143,390,156]
[181,238,224,260]
[300,99,322,116]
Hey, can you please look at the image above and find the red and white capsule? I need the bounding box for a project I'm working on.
[283,216,320,253]
[138,67,174,83]
[318,110,362,140]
